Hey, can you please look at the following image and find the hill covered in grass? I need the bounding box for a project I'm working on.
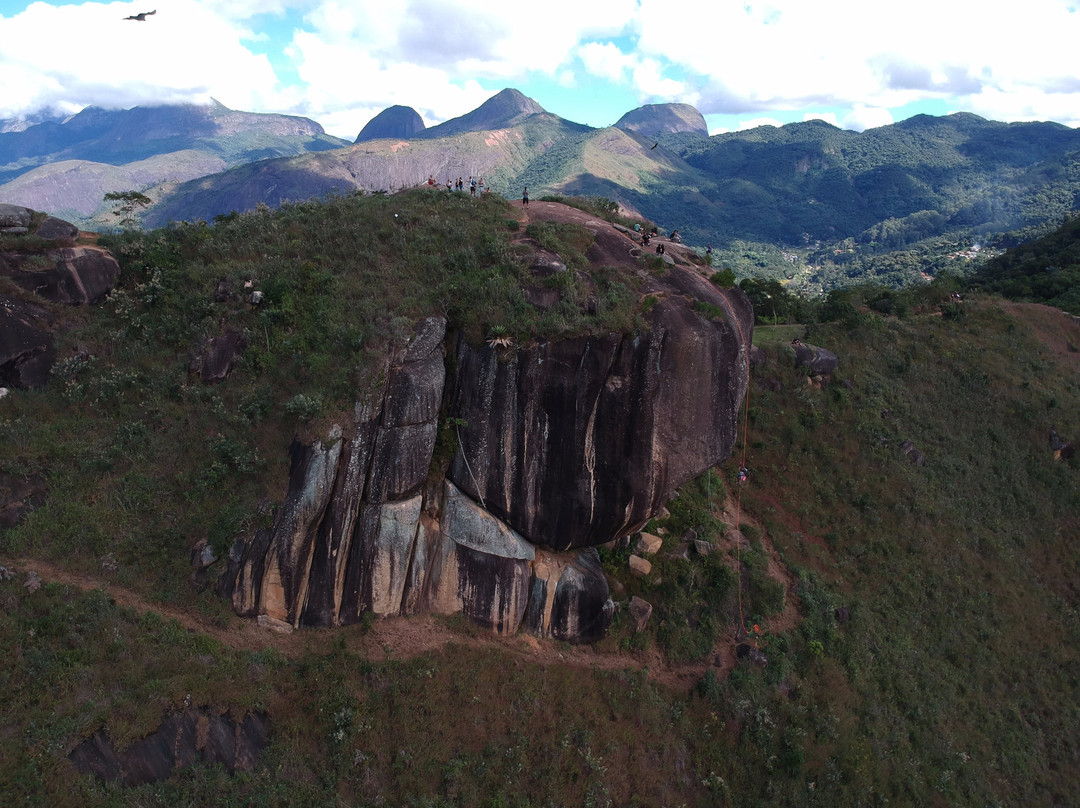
[0,192,1078,806]
[973,212,1080,314]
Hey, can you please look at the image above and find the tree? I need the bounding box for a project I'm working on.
[104,190,152,230]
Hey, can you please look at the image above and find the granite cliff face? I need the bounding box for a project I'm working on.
[222,253,753,642]
[355,106,426,142]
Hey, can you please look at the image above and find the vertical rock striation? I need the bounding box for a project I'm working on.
[222,270,753,642]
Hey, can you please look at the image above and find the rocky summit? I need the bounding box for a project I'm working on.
[221,202,753,642]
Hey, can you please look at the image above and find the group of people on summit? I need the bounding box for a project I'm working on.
[429,175,491,196]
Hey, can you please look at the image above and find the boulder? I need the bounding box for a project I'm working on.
[792,343,838,375]
[0,246,120,304]
[629,555,652,577]
[34,215,79,241]
[749,345,767,367]
[736,643,768,667]
[628,595,653,632]
[0,469,46,528]
[527,248,568,277]
[191,329,248,383]
[448,277,752,552]
[0,295,55,389]
[635,532,663,555]
[425,480,535,634]
[0,203,31,231]
[665,543,690,561]
[523,547,613,643]
[68,709,270,785]
[900,439,925,466]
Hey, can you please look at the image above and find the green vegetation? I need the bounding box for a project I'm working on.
[0,188,642,604]
[1,191,1079,806]
[974,213,1080,314]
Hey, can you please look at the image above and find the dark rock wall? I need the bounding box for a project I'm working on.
[69,709,270,785]
[223,275,753,642]
[448,275,752,551]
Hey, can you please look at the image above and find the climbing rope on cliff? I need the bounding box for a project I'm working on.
[456,422,487,509]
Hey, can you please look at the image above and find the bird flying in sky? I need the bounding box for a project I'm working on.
[123,10,157,21]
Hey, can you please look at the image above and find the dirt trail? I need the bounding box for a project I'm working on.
[6,524,800,692]
[3,204,807,689]
[5,557,708,690]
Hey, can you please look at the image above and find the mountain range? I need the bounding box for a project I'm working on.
[3,89,1080,289]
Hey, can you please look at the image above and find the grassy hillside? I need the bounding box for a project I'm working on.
[1,194,1078,806]
[974,212,1080,314]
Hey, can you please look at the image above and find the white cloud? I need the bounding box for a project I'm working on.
[738,117,783,131]
[632,58,685,99]
[842,106,894,132]
[3,0,1080,136]
[634,0,1080,126]
[578,42,635,82]
[0,1,288,117]
[803,112,839,127]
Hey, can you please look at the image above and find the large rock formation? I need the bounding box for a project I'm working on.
[614,103,709,138]
[419,88,547,139]
[222,257,753,642]
[69,708,270,785]
[355,106,426,142]
[0,296,56,389]
[0,208,120,388]
[0,245,120,305]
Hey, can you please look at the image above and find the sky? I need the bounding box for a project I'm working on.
[2,0,1080,140]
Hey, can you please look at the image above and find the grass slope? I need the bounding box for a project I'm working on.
[1,194,1078,806]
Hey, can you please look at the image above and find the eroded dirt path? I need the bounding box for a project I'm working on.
[7,524,799,693]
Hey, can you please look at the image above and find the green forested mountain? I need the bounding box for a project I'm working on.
[137,105,1080,292]
[4,92,1080,293]
[974,212,1080,313]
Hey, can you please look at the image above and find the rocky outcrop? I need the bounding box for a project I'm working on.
[0,203,79,240]
[191,329,248,384]
[0,296,56,388]
[447,288,750,550]
[614,103,709,138]
[792,342,838,374]
[69,708,270,785]
[0,245,120,305]
[221,266,753,642]
[0,203,31,233]
[356,106,426,142]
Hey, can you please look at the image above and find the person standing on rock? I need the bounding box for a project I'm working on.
[522,186,529,207]
[470,177,476,196]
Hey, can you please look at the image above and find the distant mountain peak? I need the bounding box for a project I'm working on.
[484,88,546,116]
[614,103,708,138]
[355,106,426,143]
[420,88,546,139]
